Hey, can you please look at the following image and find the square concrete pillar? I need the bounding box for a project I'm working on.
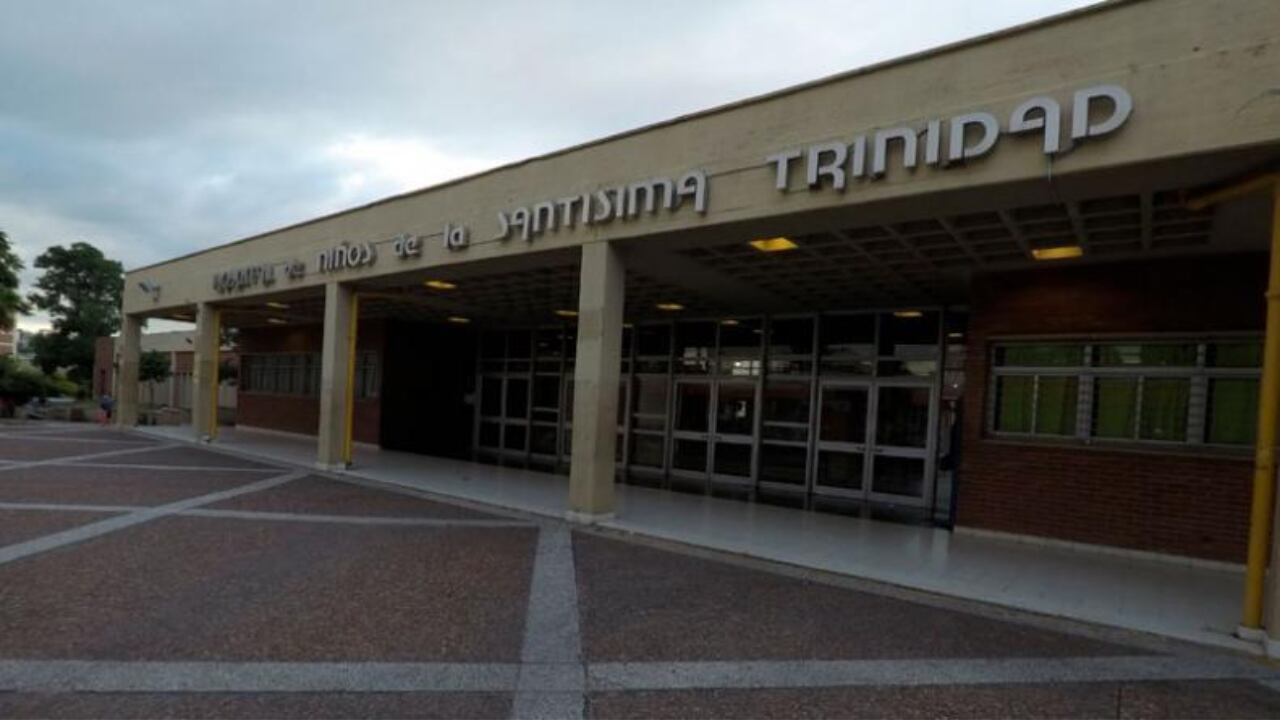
[568,242,624,520]
[191,303,220,441]
[115,314,142,427]
[317,281,356,470]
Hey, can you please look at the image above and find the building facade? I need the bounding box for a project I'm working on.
[116,0,1280,642]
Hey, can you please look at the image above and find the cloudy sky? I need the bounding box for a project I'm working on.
[2,0,1092,331]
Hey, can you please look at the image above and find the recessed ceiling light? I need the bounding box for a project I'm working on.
[749,237,799,252]
[947,331,965,339]
[720,319,740,326]
[446,316,471,324]
[554,309,578,318]
[425,279,458,290]
[266,318,287,325]
[265,301,289,309]
[893,310,923,318]
[656,302,684,311]
[1030,245,1083,261]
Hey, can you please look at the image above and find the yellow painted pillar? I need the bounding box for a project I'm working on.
[1254,181,1280,652]
[115,314,142,427]
[191,303,220,441]
[317,282,357,469]
[567,242,624,520]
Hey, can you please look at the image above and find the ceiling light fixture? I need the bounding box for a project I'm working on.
[749,237,799,252]
[266,318,287,325]
[947,331,965,339]
[554,309,578,318]
[1030,245,1084,261]
[656,302,685,311]
[425,279,458,290]
[446,316,471,324]
[720,319,740,326]
[265,301,289,309]
[893,310,923,318]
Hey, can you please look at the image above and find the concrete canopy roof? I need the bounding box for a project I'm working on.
[126,0,1280,327]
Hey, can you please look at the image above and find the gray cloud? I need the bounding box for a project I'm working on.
[0,0,1092,329]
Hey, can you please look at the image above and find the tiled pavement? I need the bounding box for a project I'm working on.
[0,423,1278,718]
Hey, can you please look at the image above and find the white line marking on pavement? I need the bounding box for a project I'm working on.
[0,471,306,566]
[586,655,1280,691]
[512,525,585,720]
[0,655,1273,694]
[0,501,536,528]
[179,508,536,528]
[0,443,184,473]
[0,660,519,693]
[0,435,153,445]
[0,501,145,513]
[67,463,278,472]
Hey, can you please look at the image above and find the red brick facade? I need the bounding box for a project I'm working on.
[957,253,1266,563]
[235,321,384,445]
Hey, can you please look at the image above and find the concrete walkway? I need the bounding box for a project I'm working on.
[137,425,1255,656]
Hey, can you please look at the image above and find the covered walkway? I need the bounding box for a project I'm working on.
[138,424,1252,656]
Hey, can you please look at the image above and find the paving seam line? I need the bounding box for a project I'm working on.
[0,443,184,473]
[0,470,306,566]
[180,508,536,528]
[0,656,1274,693]
[0,501,146,513]
[511,525,586,720]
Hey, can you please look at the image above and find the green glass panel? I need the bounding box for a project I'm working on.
[994,376,1033,433]
[1035,376,1078,435]
[996,345,1083,367]
[1138,378,1189,441]
[1208,342,1263,368]
[1093,377,1137,439]
[1207,378,1259,445]
[1094,343,1196,367]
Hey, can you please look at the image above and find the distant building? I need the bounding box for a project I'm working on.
[94,331,237,423]
[0,329,14,357]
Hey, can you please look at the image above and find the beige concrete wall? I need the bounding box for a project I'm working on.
[124,0,1280,317]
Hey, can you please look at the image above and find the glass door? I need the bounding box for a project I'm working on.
[711,381,755,485]
[867,382,934,506]
[813,381,871,498]
[670,379,712,488]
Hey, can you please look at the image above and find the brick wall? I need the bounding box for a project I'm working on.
[235,321,383,445]
[957,253,1266,563]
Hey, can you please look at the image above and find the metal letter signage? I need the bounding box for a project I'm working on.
[391,233,422,259]
[448,170,707,251]
[213,263,277,294]
[768,83,1133,192]
[317,241,377,274]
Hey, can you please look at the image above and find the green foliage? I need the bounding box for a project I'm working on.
[47,373,81,399]
[139,350,171,383]
[0,356,55,407]
[0,229,30,330]
[26,242,124,385]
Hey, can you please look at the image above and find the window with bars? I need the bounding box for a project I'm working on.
[989,339,1261,447]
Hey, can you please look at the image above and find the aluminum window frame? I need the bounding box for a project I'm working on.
[988,336,1262,449]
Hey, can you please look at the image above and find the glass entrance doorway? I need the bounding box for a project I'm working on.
[473,309,958,523]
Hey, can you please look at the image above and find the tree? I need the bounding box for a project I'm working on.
[139,350,171,406]
[0,230,29,330]
[27,243,123,385]
[0,356,54,415]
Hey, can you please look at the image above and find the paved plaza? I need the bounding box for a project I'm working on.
[0,424,1278,718]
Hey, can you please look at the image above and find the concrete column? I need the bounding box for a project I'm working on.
[191,303,220,441]
[169,350,179,407]
[567,242,624,520]
[115,314,142,427]
[317,281,356,469]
